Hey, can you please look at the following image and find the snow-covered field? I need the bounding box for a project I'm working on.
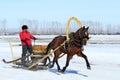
[0,35,120,80]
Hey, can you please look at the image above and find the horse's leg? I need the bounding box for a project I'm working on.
[50,54,61,71]
[82,53,91,70]
[51,56,61,71]
[55,57,61,71]
[61,54,73,73]
[54,51,61,71]
[49,56,55,68]
[77,50,91,69]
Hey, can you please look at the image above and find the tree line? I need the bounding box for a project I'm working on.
[0,19,120,35]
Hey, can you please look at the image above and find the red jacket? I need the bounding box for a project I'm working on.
[19,29,35,46]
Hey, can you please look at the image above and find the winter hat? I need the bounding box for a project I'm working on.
[22,25,28,30]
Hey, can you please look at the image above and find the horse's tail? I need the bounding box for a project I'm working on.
[45,42,52,55]
[43,42,52,66]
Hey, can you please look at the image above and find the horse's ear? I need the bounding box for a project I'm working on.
[83,26,85,29]
[86,26,89,30]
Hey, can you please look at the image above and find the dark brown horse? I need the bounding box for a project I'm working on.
[45,26,91,72]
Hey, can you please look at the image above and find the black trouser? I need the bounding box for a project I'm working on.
[21,45,33,66]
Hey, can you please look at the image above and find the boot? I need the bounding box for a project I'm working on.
[21,56,27,67]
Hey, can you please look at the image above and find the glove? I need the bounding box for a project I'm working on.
[34,38,37,40]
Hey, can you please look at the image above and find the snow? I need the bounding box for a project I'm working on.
[0,35,120,80]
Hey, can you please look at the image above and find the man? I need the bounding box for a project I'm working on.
[19,25,36,67]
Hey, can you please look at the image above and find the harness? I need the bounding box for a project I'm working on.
[69,32,84,47]
[65,32,84,52]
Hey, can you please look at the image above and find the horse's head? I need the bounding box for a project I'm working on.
[75,26,89,45]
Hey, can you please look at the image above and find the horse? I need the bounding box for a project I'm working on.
[45,26,91,73]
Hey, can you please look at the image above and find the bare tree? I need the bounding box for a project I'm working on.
[16,19,120,35]
[0,19,7,35]
[106,24,112,34]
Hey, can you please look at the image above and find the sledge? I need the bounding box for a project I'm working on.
[2,40,52,70]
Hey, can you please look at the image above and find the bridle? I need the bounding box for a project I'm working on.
[77,28,89,45]
[79,28,89,40]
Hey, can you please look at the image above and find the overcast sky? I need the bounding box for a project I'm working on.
[0,0,120,28]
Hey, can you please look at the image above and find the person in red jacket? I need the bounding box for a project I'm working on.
[19,25,36,67]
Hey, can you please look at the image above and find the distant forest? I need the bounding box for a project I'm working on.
[0,19,120,35]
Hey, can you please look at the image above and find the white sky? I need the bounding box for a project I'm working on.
[0,0,120,28]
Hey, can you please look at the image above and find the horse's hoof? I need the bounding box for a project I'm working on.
[87,66,91,70]
[58,70,61,72]
[48,65,53,68]
[48,63,52,68]
[59,70,64,73]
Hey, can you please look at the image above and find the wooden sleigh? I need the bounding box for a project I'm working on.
[3,40,51,70]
